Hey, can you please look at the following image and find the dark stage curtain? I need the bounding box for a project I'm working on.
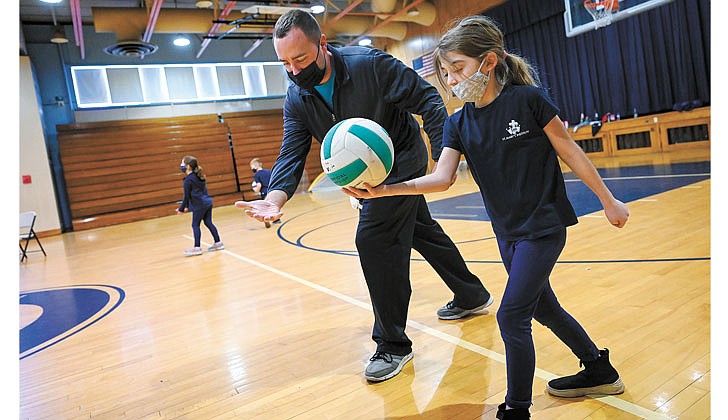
[481,0,710,123]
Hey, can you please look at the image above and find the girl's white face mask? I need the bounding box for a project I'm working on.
[451,58,489,103]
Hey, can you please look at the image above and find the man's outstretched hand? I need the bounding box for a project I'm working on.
[235,200,283,223]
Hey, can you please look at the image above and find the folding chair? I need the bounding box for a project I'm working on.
[19,211,46,263]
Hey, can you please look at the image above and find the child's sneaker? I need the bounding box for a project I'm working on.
[496,403,530,419]
[184,247,203,256]
[547,348,625,397]
[208,242,225,251]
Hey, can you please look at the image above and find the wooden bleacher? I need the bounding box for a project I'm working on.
[58,110,323,231]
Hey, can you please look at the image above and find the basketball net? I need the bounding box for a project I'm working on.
[584,0,618,29]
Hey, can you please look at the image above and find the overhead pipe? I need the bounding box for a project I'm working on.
[348,0,425,46]
[196,1,237,58]
[70,0,85,59]
[142,0,165,43]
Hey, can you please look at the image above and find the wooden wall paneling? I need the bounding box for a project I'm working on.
[57,114,239,230]
[655,107,710,151]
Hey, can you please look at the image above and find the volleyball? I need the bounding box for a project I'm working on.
[320,118,394,188]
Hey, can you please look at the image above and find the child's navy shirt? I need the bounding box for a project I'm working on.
[443,83,578,241]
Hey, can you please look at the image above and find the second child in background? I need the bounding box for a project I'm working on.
[177,155,224,255]
[250,158,279,228]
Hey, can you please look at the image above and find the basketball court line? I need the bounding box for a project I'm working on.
[186,235,674,419]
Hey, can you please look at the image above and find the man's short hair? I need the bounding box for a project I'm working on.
[274,9,322,43]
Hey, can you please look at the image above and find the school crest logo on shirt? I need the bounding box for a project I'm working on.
[502,119,530,141]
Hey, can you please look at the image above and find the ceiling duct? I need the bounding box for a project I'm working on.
[103,40,159,57]
[324,16,407,41]
[371,0,397,13]
[91,2,437,48]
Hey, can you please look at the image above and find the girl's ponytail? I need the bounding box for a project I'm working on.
[183,156,206,181]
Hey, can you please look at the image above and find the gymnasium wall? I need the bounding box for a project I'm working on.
[19,57,62,235]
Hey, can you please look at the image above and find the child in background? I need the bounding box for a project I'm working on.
[250,158,272,199]
[249,158,279,228]
[177,155,224,255]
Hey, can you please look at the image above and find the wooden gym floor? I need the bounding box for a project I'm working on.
[19,149,710,419]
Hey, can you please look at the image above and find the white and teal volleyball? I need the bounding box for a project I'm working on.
[321,118,394,188]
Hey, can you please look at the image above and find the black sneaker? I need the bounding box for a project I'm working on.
[547,348,625,398]
[437,292,494,320]
[496,403,530,419]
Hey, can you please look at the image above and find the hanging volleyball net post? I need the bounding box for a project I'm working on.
[584,0,619,29]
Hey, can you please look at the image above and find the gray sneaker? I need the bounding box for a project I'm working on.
[184,247,203,256]
[207,242,225,251]
[364,351,413,382]
[437,293,494,320]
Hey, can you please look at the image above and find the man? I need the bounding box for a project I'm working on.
[235,9,491,382]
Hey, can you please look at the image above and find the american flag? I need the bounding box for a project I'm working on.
[412,51,435,78]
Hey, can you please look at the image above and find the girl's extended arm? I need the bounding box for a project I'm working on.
[343,147,462,199]
[543,116,629,228]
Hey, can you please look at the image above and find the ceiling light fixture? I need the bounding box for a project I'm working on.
[358,38,372,47]
[40,0,63,3]
[51,28,69,44]
[49,6,67,44]
[195,0,213,8]
[173,36,191,47]
[310,4,326,14]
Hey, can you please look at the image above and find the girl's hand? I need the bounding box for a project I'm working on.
[604,198,629,228]
[176,208,186,214]
[342,183,384,199]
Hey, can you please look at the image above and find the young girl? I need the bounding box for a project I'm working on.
[343,15,629,419]
[176,156,224,256]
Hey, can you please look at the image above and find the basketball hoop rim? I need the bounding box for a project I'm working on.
[584,0,618,11]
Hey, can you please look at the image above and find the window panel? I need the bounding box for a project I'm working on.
[73,68,110,106]
[165,66,197,101]
[107,68,144,104]
[194,65,219,99]
[216,66,245,97]
[263,64,290,96]
[242,65,266,97]
[139,66,169,103]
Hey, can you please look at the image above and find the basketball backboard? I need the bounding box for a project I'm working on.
[564,0,675,37]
